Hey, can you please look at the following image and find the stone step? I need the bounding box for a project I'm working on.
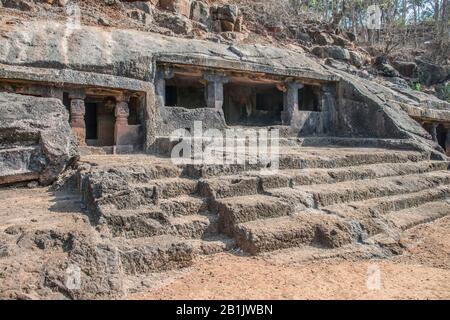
[261,243,388,265]
[159,195,208,216]
[262,160,449,189]
[182,149,428,178]
[212,170,450,238]
[234,210,353,255]
[79,146,112,155]
[168,213,219,239]
[131,177,198,199]
[189,236,237,255]
[385,200,450,231]
[116,235,195,274]
[294,171,450,207]
[277,150,428,170]
[323,185,450,237]
[233,186,450,255]
[199,176,260,199]
[113,163,182,181]
[116,234,235,274]
[105,209,219,239]
[214,194,293,234]
[83,162,182,183]
[200,161,449,198]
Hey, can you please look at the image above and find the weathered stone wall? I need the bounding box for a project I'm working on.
[156,106,227,136]
[327,69,447,158]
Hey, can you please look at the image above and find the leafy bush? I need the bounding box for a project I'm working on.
[435,83,450,103]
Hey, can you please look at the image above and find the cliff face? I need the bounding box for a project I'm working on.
[0,17,447,157]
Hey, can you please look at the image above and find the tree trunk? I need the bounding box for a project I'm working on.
[402,0,407,24]
[440,0,448,38]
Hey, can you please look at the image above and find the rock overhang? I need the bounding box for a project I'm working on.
[0,20,337,84]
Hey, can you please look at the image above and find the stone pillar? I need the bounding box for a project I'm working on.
[114,94,130,146]
[69,90,86,146]
[155,67,174,109]
[446,128,450,156]
[320,84,337,135]
[204,73,229,111]
[282,82,303,126]
[429,123,438,142]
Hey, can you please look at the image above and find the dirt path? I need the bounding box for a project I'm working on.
[130,216,450,300]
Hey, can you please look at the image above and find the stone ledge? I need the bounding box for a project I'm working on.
[0,63,153,93]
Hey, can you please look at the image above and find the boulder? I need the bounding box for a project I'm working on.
[311,32,334,45]
[415,59,450,86]
[127,1,154,14]
[0,92,79,186]
[159,0,192,18]
[1,0,34,11]
[210,4,242,33]
[373,56,399,77]
[221,20,235,32]
[391,60,418,79]
[127,9,152,25]
[349,51,363,67]
[190,0,209,25]
[345,31,356,42]
[155,10,193,34]
[311,45,350,61]
[215,4,239,22]
[331,34,350,47]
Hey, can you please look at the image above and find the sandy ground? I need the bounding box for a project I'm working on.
[130,216,450,300]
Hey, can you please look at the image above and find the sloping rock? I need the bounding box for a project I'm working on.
[327,67,447,159]
[0,92,79,186]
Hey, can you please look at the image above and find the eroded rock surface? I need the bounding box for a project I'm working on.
[0,92,79,186]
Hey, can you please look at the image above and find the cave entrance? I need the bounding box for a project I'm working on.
[85,102,98,141]
[165,73,206,109]
[223,81,283,126]
[437,124,448,152]
[84,97,116,147]
[299,85,321,112]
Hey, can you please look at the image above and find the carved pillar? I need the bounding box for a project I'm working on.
[282,82,303,126]
[446,128,450,156]
[204,73,229,111]
[114,94,130,146]
[429,123,438,142]
[320,84,337,135]
[69,90,86,146]
[155,67,174,109]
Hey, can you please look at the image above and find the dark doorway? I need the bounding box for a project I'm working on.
[165,83,206,109]
[85,102,98,140]
[165,85,178,106]
[299,85,320,111]
[223,84,283,126]
[437,124,447,150]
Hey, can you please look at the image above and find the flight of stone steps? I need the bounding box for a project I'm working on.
[78,148,450,275]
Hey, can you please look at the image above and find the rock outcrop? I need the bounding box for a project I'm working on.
[0,92,78,186]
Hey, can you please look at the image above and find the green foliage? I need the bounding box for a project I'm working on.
[412,81,422,91]
[436,83,450,103]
